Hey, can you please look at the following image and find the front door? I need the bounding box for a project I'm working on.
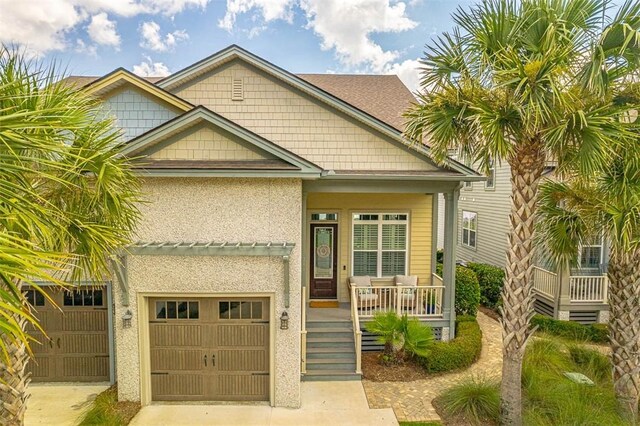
[310,223,338,299]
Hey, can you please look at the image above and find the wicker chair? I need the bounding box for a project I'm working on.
[349,276,379,309]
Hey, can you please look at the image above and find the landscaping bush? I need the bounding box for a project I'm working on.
[438,376,500,425]
[436,264,480,316]
[420,315,482,373]
[531,314,609,343]
[466,262,504,310]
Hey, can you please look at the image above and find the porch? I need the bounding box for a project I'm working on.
[532,266,609,324]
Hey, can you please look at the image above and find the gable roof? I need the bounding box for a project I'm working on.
[297,74,415,131]
[79,68,192,112]
[122,106,323,177]
[155,45,477,178]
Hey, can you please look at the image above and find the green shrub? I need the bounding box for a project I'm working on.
[531,315,609,343]
[420,316,482,373]
[438,376,500,425]
[365,311,434,363]
[454,266,480,316]
[466,262,504,310]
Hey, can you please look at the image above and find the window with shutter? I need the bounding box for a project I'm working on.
[352,213,408,277]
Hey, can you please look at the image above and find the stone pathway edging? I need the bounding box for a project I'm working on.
[362,312,503,422]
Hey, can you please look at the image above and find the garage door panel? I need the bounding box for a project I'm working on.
[216,375,269,401]
[62,356,109,381]
[62,311,107,332]
[28,357,52,380]
[218,350,268,372]
[217,324,267,347]
[62,334,108,354]
[152,374,206,400]
[151,324,202,347]
[151,348,204,371]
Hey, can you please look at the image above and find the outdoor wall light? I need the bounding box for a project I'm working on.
[280,311,289,330]
[122,310,133,328]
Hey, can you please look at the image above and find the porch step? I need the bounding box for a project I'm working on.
[306,358,356,371]
[302,370,362,382]
[307,347,354,359]
[305,328,353,339]
[306,320,352,329]
[306,337,354,348]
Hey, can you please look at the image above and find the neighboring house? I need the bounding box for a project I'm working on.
[439,158,610,325]
[27,46,481,409]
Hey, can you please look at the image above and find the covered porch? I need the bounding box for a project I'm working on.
[533,266,609,324]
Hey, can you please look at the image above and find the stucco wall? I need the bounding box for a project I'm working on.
[173,60,436,172]
[114,177,302,408]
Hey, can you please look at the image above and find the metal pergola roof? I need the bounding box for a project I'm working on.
[126,240,295,256]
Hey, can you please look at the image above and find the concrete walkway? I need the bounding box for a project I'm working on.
[131,381,397,426]
[25,383,109,426]
[363,312,503,422]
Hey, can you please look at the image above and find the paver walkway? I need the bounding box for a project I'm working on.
[363,312,502,422]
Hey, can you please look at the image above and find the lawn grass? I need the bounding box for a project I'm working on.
[77,385,140,426]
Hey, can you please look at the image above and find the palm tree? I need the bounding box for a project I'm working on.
[404,1,640,423]
[365,311,434,363]
[0,49,141,424]
[537,126,640,421]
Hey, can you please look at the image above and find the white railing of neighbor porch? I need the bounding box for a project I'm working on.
[351,285,445,318]
[533,267,558,299]
[350,286,362,374]
[570,275,608,303]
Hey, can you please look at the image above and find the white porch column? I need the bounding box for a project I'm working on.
[431,194,439,285]
[555,262,571,320]
[442,188,460,340]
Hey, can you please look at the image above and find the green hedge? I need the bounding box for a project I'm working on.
[436,264,481,316]
[467,262,504,310]
[531,315,609,343]
[419,315,483,373]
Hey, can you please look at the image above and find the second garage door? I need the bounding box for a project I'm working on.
[149,297,270,402]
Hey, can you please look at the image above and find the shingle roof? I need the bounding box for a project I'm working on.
[60,73,415,131]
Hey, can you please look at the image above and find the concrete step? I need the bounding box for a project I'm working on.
[306,358,356,371]
[306,329,353,339]
[306,320,353,329]
[307,347,354,359]
[302,371,362,382]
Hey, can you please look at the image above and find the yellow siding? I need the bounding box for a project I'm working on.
[174,61,437,172]
[307,193,433,302]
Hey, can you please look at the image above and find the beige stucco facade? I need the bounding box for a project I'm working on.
[114,177,302,408]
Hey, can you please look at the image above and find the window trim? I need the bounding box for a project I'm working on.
[351,212,410,278]
[461,210,478,249]
[484,159,496,190]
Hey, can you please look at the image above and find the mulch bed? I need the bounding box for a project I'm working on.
[361,352,430,382]
[478,306,500,322]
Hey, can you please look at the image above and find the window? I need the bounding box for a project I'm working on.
[219,301,263,320]
[462,211,477,248]
[156,301,199,319]
[352,213,408,277]
[25,289,45,307]
[63,289,103,307]
[485,159,495,189]
[311,213,338,221]
[579,236,603,269]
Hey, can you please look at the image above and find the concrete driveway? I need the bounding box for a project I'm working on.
[25,383,109,426]
[131,381,398,426]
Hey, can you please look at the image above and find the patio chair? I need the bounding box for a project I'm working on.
[349,276,379,309]
[394,275,419,310]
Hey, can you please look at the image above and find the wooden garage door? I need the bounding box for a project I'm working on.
[149,297,269,402]
[26,286,110,382]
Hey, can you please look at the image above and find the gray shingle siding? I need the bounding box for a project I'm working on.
[103,89,178,141]
[457,162,511,268]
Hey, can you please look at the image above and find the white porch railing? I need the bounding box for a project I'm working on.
[301,286,307,374]
[533,267,558,299]
[350,286,362,374]
[432,272,444,287]
[570,275,608,303]
[351,285,445,318]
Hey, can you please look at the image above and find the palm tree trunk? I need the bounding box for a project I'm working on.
[608,248,640,424]
[0,316,30,426]
[501,141,545,425]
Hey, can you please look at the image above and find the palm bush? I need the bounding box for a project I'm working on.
[365,311,434,364]
[438,376,501,425]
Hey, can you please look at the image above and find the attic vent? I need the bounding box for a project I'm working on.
[231,78,244,101]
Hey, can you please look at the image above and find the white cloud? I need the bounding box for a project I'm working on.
[139,21,188,51]
[219,0,293,31]
[75,38,98,56]
[132,55,171,76]
[385,57,421,93]
[0,0,208,55]
[87,13,121,48]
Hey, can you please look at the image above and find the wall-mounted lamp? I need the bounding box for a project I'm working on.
[280,311,289,330]
[122,309,133,328]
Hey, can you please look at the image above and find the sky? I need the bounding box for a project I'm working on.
[0,0,478,92]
